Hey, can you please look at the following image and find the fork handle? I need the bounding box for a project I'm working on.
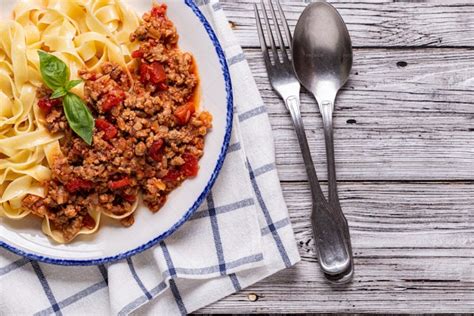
[285,95,351,277]
[285,95,325,199]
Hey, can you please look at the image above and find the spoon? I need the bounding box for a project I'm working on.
[292,1,354,282]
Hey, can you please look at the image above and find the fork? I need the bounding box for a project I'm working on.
[254,0,353,282]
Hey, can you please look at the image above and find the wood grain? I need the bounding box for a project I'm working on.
[198,182,474,313]
[245,48,474,181]
[221,0,474,48]
[199,0,474,313]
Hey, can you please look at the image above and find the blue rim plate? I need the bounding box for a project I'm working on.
[0,0,233,265]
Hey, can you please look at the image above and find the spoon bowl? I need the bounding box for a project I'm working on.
[293,1,352,104]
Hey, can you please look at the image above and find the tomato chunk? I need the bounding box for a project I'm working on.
[157,81,168,91]
[151,4,167,17]
[38,97,62,114]
[95,118,118,140]
[139,64,149,83]
[88,73,97,81]
[181,153,199,177]
[174,102,195,125]
[149,139,164,162]
[131,49,143,58]
[163,169,180,182]
[82,213,96,230]
[149,63,167,85]
[109,177,131,190]
[101,89,125,112]
[65,179,93,193]
[139,62,167,86]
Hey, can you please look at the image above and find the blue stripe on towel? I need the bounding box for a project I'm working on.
[239,105,267,122]
[212,2,222,11]
[192,198,255,220]
[169,279,188,316]
[227,52,246,66]
[160,242,187,314]
[0,257,30,276]
[34,281,107,316]
[229,273,241,291]
[253,163,276,177]
[207,193,227,275]
[227,142,242,153]
[98,264,108,284]
[31,261,63,316]
[160,253,264,278]
[127,258,152,300]
[262,218,291,236]
[118,281,168,316]
[247,160,291,267]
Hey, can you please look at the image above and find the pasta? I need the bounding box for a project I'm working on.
[0,0,141,242]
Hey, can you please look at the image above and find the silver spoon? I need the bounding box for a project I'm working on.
[292,1,354,282]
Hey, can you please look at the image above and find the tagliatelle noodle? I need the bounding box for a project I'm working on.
[0,0,140,243]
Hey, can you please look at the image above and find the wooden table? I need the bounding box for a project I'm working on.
[200,1,474,313]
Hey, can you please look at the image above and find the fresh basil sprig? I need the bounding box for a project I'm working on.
[38,51,69,90]
[63,93,94,145]
[65,79,83,91]
[50,87,67,99]
[38,51,94,145]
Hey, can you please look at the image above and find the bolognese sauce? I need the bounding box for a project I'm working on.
[22,3,212,242]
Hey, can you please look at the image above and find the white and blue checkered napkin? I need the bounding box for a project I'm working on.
[0,1,301,314]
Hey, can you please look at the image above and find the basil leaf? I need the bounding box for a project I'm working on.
[50,87,67,99]
[38,51,69,90]
[65,79,83,91]
[63,93,94,145]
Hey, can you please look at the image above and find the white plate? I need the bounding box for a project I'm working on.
[0,0,233,265]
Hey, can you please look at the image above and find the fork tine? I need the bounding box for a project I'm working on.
[260,0,279,63]
[276,0,293,53]
[268,0,288,60]
[254,4,272,68]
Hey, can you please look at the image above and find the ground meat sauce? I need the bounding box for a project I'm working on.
[22,4,213,242]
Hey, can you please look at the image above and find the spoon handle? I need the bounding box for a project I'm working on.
[319,101,351,221]
[320,101,339,203]
[319,100,354,280]
[285,94,352,278]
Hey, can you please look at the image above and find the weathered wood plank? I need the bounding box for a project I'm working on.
[221,0,474,48]
[198,2,474,314]
[198,182,474,313]
[241,48,474,181]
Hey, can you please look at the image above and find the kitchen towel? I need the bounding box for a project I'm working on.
[0,0,301,314]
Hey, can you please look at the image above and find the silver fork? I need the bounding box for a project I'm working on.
[254,0,353,282]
